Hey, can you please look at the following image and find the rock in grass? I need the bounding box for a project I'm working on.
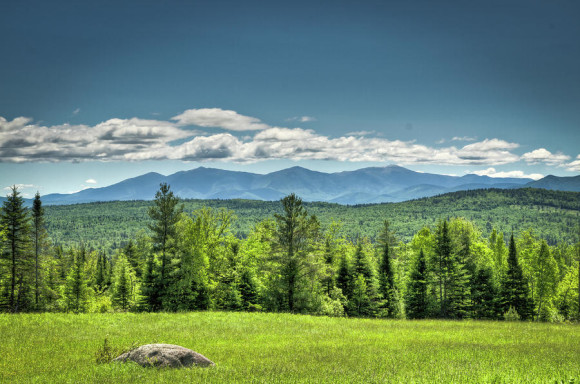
[113,344,215,368]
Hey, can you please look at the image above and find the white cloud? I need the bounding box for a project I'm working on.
[85,179,97,184]
[346,130,377,137]
[0,116,33,131]
[0,116,189,163]
[565,155,580,172]
[72,108,80,115]
[451,136,477,142]
[521,148,570,166]
[471,167,543,180]
[172,108,270,131]
[0,110,565,170]
[287,116,316,123]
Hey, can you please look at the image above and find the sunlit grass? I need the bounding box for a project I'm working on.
[1,312,578,383]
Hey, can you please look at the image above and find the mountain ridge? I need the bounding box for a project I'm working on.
[4,165,579,205]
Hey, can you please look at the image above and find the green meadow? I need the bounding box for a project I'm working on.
[1,312,578,383]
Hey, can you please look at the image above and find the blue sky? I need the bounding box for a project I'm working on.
[1,0,579,196]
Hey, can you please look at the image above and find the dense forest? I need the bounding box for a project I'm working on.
[44,188,580,253]
[1,184,579,322]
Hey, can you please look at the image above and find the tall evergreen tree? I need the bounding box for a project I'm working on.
[406,248,429,319]
[336,253,352,300]
[112,255,133,310]
[273,194,320,312]
[0,186,32,312]
[147,183,182,309]
[471,267,499,319]
[502,234,533,320]
[239,268,259,309]
[350,243,377,316]
[123,240,140,276]
[63,248,90,313]
[377,220,398,317]
[433,220,453,318]
[31,192,48,310]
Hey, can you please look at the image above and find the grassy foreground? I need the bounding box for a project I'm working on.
[1,312,579,383]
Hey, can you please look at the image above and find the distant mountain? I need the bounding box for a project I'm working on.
[525,175,580,192]
[4,166,575,206]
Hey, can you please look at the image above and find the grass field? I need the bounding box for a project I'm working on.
[1,312,579,383]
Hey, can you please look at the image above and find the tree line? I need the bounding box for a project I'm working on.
[1,184,579,321]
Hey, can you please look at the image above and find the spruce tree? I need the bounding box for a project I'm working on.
[273,194,320,312]
[239,268,259,309]
[406,248,429,319]
[147,183,182,309]
[31,192,48,310]
[63,248,89,313]
[471,267,499,319]
[377,221,398,317]
[336,254,352,300]
[433,220,453,318]
[502,234,533,320]
[112,255,133,310]
[351,243,377,316]
[0,186,32,312]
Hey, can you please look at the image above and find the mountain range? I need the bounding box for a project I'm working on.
[11,165,580,205]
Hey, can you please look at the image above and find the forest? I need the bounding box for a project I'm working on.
[1,183,579,322]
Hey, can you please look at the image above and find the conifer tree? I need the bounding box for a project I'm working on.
[63,248,90,313]
[147,183,182,309]
[433,220,453,318]
[502,234,533,320]
[350,243,377,316]
[112,255,133,310]
[139,252,159,311]
[239,268,259,309]
[471,267,499,319]
[377,221,398,317]
[31,192,48,310]
[273,194,320,312]
[0,186,32,312]
[336,254,352,300]
[406,248,429,319]
[123,240,140,276]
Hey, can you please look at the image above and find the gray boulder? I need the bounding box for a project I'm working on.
[113,344,215,368]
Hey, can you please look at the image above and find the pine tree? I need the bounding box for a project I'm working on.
[31,192,48,310]
[350,243,377,316]
[336,254,352,300]
[63,248,90,313]
[406,248,429,319]
[433,220,453,318]
[123,240,140,276]
[471,267,499,319]
[239,268,258,309]
[377,221,398,317]
[273,194,320,312]
[502,234,533,320]
[112,255,133,310]
[147,183,182,309]
[139,252,159,311]
[0,186,32,312]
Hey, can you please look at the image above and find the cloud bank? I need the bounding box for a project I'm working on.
[0,109,575,173]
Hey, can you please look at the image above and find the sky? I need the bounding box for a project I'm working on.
[1,0,579,197]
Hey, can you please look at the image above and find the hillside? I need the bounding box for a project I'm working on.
[44,188,580,252]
